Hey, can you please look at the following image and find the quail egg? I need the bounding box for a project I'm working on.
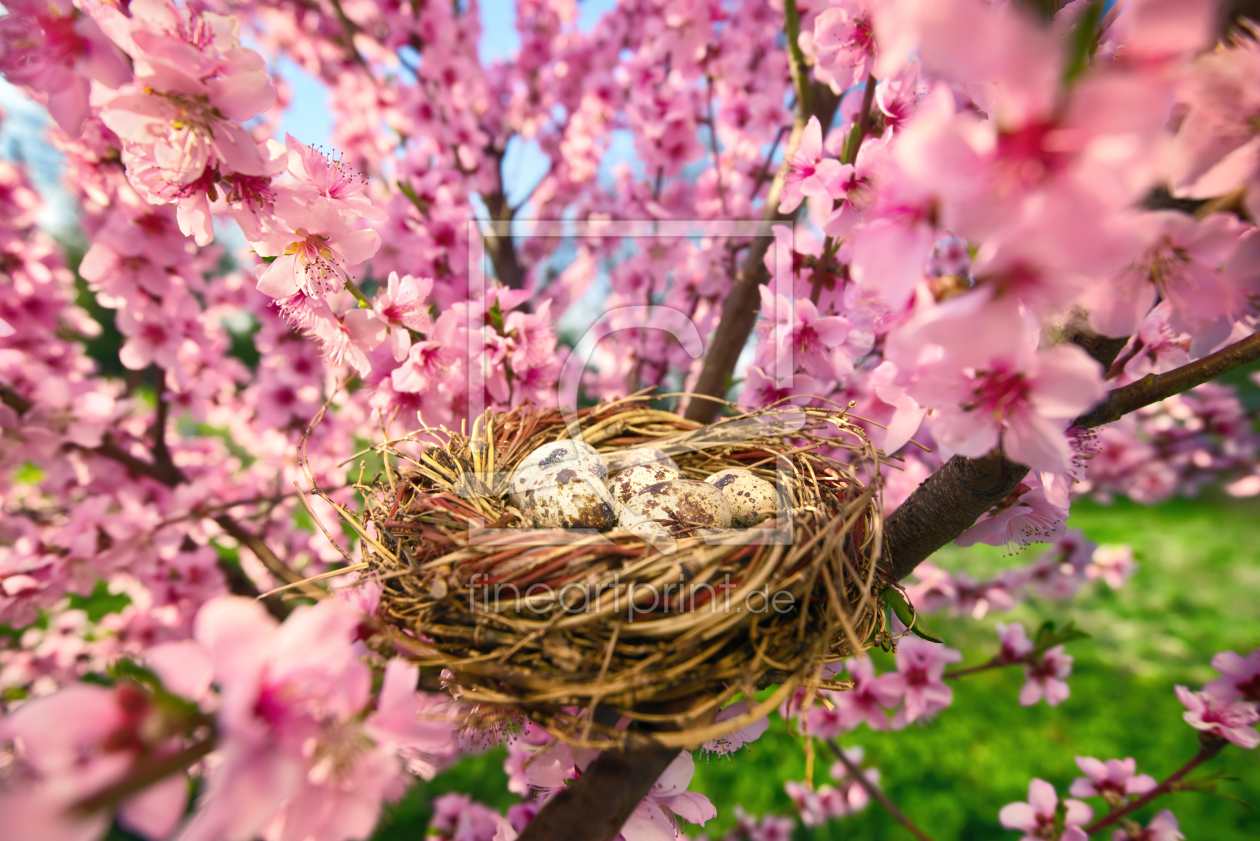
[508,441,607,508]
[605,446,680,473]
[705,468,779,527]
[522,467,617,530]
[607,462,684,508]
[626,479,732,534]
[516,440,607,478]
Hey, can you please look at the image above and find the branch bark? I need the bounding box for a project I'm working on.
[1,381,295,614]
[516,738,681,841]
[683,95,840,423]
[883,331,1260,582]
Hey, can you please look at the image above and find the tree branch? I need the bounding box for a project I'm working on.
[516,738,681,841]
[1,381,297,613]
[72,736,215,815]
[826,740,937,841]
[1083,736,1227,836]
[684,3,840,423]
[1074,332,1260,430]
[482,149,527,291]
[883,331,1260,581]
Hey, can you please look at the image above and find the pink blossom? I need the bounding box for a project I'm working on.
[1069,756,1157,805]
[1086,545,1137,589]
[1020,646,1073,707]
[1174,686,1260,748]
[903,295,1106,474]
[0,0,131,133]
[884,636,962,726]
[374,272,435,361]
[809,656,902,735]
[252,201,381,299]
[1205,649,1260,704]
[814,2,878,88]
[1087,212,1247,339]
[955,480,1068,550]
[996,622,1034,663]
[757,288,851,380]
[740,366,817,409]
[1112,809,1183,841]
[779,116,842,214]
[998,778,1093,841]
[279,134,384,221]
[620,751,715,841]
[700,702,770,757]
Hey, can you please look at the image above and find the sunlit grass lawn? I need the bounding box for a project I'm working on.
[373,494,1260,840]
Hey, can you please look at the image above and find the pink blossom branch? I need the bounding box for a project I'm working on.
[1083,736,1227,835]
[1,380,297,613]
[825,740,938,841]
[883,331,1260,581]
[72,735,216,816]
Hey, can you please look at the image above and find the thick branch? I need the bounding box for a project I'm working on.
[684,96,839,423]
[482,151,527,291]
[517,739,681,841]
[884,331,1260,581]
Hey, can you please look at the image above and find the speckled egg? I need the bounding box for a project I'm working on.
[605,446,680,474]
[522,467,617,530]
[705,468,779,527]
[516,440,607,479]
[607,462,684,508]
[627,479,732,534]
[616,505,670,538]
[507,441,607,508]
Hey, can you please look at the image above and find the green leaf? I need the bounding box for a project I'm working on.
[258,255,277,264]
[1173,776,1254,808]
[1033,620,1090,655]
[1063,0,1103,85]
[68,580,132,622]
[487,298,504,333]
[882,587,945,644]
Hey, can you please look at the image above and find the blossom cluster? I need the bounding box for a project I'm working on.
[907,529,1137,620]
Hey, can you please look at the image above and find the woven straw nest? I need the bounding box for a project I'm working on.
[354,393,893,749]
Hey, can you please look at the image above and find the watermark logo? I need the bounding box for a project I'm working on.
[464,219,800,548]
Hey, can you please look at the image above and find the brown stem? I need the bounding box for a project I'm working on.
[705,75,729,216]
[1074,332,1260,430]
[2,381,295,612]
[72,736,215,815]
[885,331,1260,582]
[481,149,526,292]
[516,738,681,841]
[943,658,1005,680]
[826,740,938,841]
[1084,737,1227,835]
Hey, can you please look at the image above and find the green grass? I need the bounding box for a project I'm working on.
[376,494,1260,840]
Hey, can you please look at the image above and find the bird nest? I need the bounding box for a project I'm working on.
[352,393,893,750]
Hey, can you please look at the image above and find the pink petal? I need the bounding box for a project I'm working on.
[117,772,189,840]
[997,802,1037,832]
[145,640,214,701]
[332,229,382,266]
[212,121,268,176]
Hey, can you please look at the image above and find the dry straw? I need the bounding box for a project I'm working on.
[345,392,893,750]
